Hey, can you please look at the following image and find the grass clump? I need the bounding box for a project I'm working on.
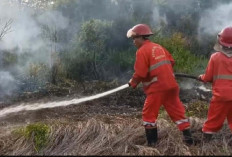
[15,122,50,152]
[185,100,209,118]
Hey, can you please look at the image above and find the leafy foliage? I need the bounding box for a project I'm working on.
[151,32,208,74]
[1,0,223,98]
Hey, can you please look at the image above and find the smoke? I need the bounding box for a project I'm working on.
[151,5,167,29]
[179,80,195,90]
[0,1,68,52]
[0,0,69,99]
[0,0,230,100]
[198,2,232,37]
[0,71,17,98]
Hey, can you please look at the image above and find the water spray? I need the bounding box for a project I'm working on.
[0,84,129,118]
[0,73,206,118]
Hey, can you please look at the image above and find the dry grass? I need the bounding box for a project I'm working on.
[0,116,231,156]
[0,81,231,156]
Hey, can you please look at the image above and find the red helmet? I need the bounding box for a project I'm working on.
[127,24,153,38]
[218,26,232,48]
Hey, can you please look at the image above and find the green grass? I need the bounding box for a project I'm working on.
[14,122,50,152]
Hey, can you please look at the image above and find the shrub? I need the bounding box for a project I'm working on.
[151,32,208,74]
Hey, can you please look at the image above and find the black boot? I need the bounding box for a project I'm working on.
[182,129,193,145]
[203,133,212,142]
[145,127,158,146]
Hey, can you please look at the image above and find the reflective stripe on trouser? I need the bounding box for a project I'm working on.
[213,75,232,81]
[202,100,232,133]
[142,87,190,131]
[143,121,156,127]
[175,119,189,125]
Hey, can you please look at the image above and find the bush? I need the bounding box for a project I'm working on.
[151,32,208,75]
[17,63,50,93]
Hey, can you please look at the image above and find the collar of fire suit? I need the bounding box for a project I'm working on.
[214,42,232,58]
[141,40,151,46]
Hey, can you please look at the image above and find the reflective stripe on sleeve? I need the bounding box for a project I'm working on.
[149,60,171,72]
[213,75,232,81]
[142,77,157,86]
[175,119,189,125]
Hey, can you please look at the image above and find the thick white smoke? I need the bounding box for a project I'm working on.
[0,0,69,99]
[198,2,232,36]
[0,1,68,53]
[0,71,17,98]
[152,6,167,29]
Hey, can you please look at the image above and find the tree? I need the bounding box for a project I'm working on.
[41,24,59,84]
[14,0,55,10]
[78,19,112,80]
[0,19,13,40]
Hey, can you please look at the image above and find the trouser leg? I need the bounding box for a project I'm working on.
[163,87,190,131]
[163,87,193,145]
[202,100,228,143]
[142,92,162,146]
[142,92,162,126]
[202,100,227,134]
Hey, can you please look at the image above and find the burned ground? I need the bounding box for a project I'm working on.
[0,81,231,156]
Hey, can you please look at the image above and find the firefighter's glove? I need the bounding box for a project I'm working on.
[197,75,203,82]
[128,79,137,89]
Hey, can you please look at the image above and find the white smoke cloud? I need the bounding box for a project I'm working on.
[179,80,195,90]
[0,1,69,53]
[198,2,232,36]
[0,0,69,99]
[152,6,167,28]
[0,71,17,97]
[37,10,68,30]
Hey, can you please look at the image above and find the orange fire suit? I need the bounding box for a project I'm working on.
[130,40,190,131]
[200,52,232,133]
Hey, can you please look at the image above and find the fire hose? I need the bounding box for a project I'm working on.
[0,73,200,118]
[174,73,198,80]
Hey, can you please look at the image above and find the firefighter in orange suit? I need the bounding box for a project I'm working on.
[127,24,193,146]
[199,26,232,142]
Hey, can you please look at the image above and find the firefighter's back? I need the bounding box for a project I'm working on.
[211,52,232,101]
[141,41,178,94]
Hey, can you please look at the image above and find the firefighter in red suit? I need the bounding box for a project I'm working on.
[199,26,232,142]
[127,24,193,146]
